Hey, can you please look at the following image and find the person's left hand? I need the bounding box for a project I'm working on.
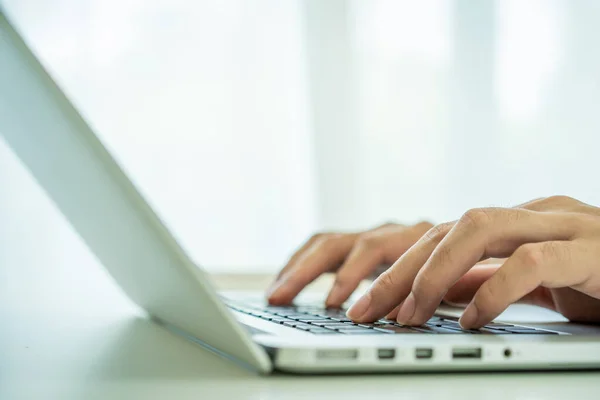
[346,196,600,329]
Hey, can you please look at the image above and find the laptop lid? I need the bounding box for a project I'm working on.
[0,8,271,373]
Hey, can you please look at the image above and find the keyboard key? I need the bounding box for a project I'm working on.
[427,316,445,323]
[280,314,312,319]
[269,317,292,323]
[316,324,358,329]
[308,327,335,332]
[282,321,314,330]
[338,329,382,334]
[329,317,353,322]
[409,326,456,334]
[506,328,558,334]
[373,326,419,334]
[486,322,515,328]
[298,316,330,321]
[310,330,339,334]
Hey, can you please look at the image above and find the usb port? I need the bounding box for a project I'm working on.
[452,347,482,359]
[415,348,433,359]
[377,348,396,360]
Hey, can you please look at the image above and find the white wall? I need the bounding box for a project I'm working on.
[2,0,600,274]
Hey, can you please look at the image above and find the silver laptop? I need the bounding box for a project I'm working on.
[2,9,600,374]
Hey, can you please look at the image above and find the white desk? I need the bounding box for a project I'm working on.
[2,255,600,400]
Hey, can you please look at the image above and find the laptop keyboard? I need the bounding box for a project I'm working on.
[227,303,559,335]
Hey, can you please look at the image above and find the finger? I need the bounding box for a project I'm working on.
[267,234,356,305]
[346,221,456,322]
[326,225,428,308]
[459,241,589,328]
[517,195,599,216]
[443,265,499,306]
[443,264,555,309]
[385,305,401,320]
[405,208,583,326]
[324,237,386,308]
[273,233,336,283]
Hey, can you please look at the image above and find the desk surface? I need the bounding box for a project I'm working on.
[2,258,600,400]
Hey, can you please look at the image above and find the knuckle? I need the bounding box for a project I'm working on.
[309,232,326,242]
[515,243,545,270]
[378,221,401,229]
[313,235,340,251]
[424,222,453,243]
[356,233,384,254]
[546,195,575,205]
[376,270,398,293]
[459,208,495,229]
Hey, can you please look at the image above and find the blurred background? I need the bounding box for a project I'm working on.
[1,0,600,274]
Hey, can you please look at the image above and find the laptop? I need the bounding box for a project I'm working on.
[2,9,600,374]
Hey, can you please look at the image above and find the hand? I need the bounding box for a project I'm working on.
[267,222,433,307]
[346,196,600,329]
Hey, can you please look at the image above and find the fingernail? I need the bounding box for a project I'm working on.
[396,293,416,325]
[347,293,372,320]
[459,304,479,328]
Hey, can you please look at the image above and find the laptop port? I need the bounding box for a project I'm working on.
[316,349,358,360]
[452,347,482,359]
[377,348,396,360]
[415,348,433,360]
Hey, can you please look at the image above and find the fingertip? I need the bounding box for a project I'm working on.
[459,304,479,329]
[325,285,347,309]
[266,285,290,306]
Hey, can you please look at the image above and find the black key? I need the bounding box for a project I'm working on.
[513,330,558,335]
[357,324,376,329]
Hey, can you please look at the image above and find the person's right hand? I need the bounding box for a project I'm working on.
[266,222,434,308]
